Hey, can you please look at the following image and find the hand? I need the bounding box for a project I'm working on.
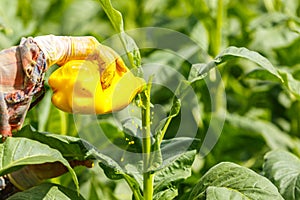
[0,35,129,137]
[95,44,127,89]
[34,35,127,89]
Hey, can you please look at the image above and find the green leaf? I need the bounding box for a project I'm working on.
[153,150,196,200]
[263,150,300,200]
[191,47,300,102]
[97,156,126,180]
[97,0,124,33]
[153,80,185,146]
[0,137,79,192]
[30,128,123,177]
[15,125,143,195]
[97,156,144,199]
[160,138,197,169]
[278,70,300,99]
[17,125,143,198]
[97,0,141,68]
[153,138,197,200]
[122,117,143,152]
[206,186,249,200]
[16,125,94,160]
[15,123,141,196]
[188,162,284,200]
[246,69,300,100]
[153,187,178,200]
[169,96,181,118]
[122,173,144,200]
[98,121,131,151]
[194,46,283,82]
[188,63,210,82]
[96,137,197,200]
[8,183,84,200]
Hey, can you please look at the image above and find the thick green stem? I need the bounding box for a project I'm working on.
[141,77,154,200]
[211,0,225,113]
[211,0,223,57]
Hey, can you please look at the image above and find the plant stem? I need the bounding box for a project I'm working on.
[211,0,223,57]
[141,77,154,200]
[211,0,225,113]
[215,0,223,55]
[59,110,68,135]
[158,117,172,145]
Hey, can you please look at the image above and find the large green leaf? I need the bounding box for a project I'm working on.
[190,46,300,100]
[263,150,300,200]
[16,125,126,178]
[16,125,143,199]
[15,125,94,160]
[188,162,284,200]
[95,151,144,200]
[153,149,196,200]
[153,138,197,200]
[8,183,84,200]
[0,137,79,191]
[94,136,197,200]
[192,46,283,81]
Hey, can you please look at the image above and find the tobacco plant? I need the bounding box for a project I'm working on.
[1,0,300,199]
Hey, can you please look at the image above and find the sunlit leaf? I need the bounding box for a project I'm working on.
[16,125,94,160]
[188,162,284,200]
[0,137,79,192]
[194,46,282,82]
[263,150,300,200]
[96,153,144,199]
[16,125,143,198]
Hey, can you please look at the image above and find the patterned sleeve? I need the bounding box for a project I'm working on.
[0,37,47,137]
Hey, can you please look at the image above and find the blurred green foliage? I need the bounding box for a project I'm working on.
[1,0,300,199]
